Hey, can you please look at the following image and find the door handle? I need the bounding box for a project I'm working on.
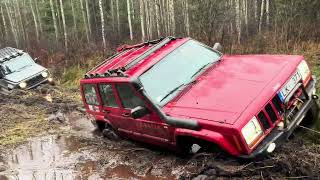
[103,110,111,114]
[122,113,131,117]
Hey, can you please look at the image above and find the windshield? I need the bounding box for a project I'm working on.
[139,40,221,106]
[1,54,35,75]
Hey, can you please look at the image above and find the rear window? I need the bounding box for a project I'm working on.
[83,84,99,105]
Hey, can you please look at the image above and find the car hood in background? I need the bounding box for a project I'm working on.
[4,64,46,83]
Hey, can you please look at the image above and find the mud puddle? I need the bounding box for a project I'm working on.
[0,114,183,180]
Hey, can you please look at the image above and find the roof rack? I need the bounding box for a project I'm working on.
[0,47,24,63]
[84,36,177,79]
[124,36,175,70]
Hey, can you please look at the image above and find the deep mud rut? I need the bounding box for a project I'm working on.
[0,87,320,180]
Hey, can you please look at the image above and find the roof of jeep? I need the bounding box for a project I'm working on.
[0,47,24,64]
[86,37,189,79]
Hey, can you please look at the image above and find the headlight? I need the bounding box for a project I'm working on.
[41,71,49,78]
[241,117,263,147]
[19,82,27,89]
[297,60,310,82]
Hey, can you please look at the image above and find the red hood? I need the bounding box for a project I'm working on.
[164,55,303,124]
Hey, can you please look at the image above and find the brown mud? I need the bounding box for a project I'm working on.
[0,87,320,180]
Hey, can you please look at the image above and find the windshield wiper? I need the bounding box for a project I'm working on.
[159,80,197,103]
[159,83,185,103]
[190,62,212,79]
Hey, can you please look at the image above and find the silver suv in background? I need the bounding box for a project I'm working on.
[0,47,53,94]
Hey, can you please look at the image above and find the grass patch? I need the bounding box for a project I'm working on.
[60,54,105,89]
[0,104,56,146]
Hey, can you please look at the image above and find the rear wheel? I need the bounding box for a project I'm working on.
[96,121,119,140]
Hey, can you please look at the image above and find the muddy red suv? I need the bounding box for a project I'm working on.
[80,37,319,158]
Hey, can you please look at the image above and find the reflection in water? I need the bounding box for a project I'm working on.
[2,136,78,180]
[3,137,74,180]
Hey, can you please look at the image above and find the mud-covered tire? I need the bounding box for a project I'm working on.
[301,100,319,127]
[102,128,119,141]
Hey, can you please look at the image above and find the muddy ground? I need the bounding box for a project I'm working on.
[0,87,320,180]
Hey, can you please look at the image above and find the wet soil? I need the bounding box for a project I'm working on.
[0,87,320,180]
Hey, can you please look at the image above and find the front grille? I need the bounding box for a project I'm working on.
[272,96,284,115]
[258,111,271,130]
[26,74,45,88]
[265,104,278,123]
[257,87,305,132]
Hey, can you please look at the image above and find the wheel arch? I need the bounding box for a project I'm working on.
[175,129,240,156]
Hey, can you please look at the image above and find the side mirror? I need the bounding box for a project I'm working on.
[34,57,39,61]
[131,106,150,119]
[213,43,223,52]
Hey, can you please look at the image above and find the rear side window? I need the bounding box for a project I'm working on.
[83,84,99,105]
[99,84,118,107]
[116,84,145,109]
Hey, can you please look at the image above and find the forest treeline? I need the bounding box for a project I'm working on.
[0,0,319,55]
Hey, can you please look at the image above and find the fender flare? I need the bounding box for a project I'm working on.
[94,115,111,125]
[174,128,240,156]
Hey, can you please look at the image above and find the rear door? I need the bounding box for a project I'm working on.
[115,83,173,144]
[98,83,134,136]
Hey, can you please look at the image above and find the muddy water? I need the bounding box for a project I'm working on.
[0,114,184,180]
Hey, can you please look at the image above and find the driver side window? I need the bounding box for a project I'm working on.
[116,84,145,109]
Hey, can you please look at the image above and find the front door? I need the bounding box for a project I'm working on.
[115,83,172,144]
[98,83,134,136]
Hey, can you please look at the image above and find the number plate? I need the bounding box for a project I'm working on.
[278,71,301,102]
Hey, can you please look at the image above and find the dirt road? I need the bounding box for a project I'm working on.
[0,87,320,180]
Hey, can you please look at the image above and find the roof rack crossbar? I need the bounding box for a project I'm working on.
[124,36,176,70]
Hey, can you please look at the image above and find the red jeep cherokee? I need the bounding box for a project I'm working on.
[80,37,319,158]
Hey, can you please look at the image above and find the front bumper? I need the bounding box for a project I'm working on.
[240,79,319,159]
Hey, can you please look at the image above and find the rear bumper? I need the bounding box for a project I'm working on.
[240,79,319,159]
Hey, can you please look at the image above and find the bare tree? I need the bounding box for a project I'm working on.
[29,0,40,43]
[59,0,68,52]
[80,0,90,43]
[35,0,43,34]
[235,0,241,43]
[98,0,106,50]
[259,0,265,33]
[49,0,59,43]
[110,0,115,31]
[1,6,8,41]
[155,0,161,37]
[183,0,190,36]
[127,0,133,40]
[254,0,258,24]
[139,0,146,41]
[85,0,92,35]
[70,0,78,39]
[14,0,26,43]
[169,0,175,35]
[116,0,120,36]
[266,0,270,28]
